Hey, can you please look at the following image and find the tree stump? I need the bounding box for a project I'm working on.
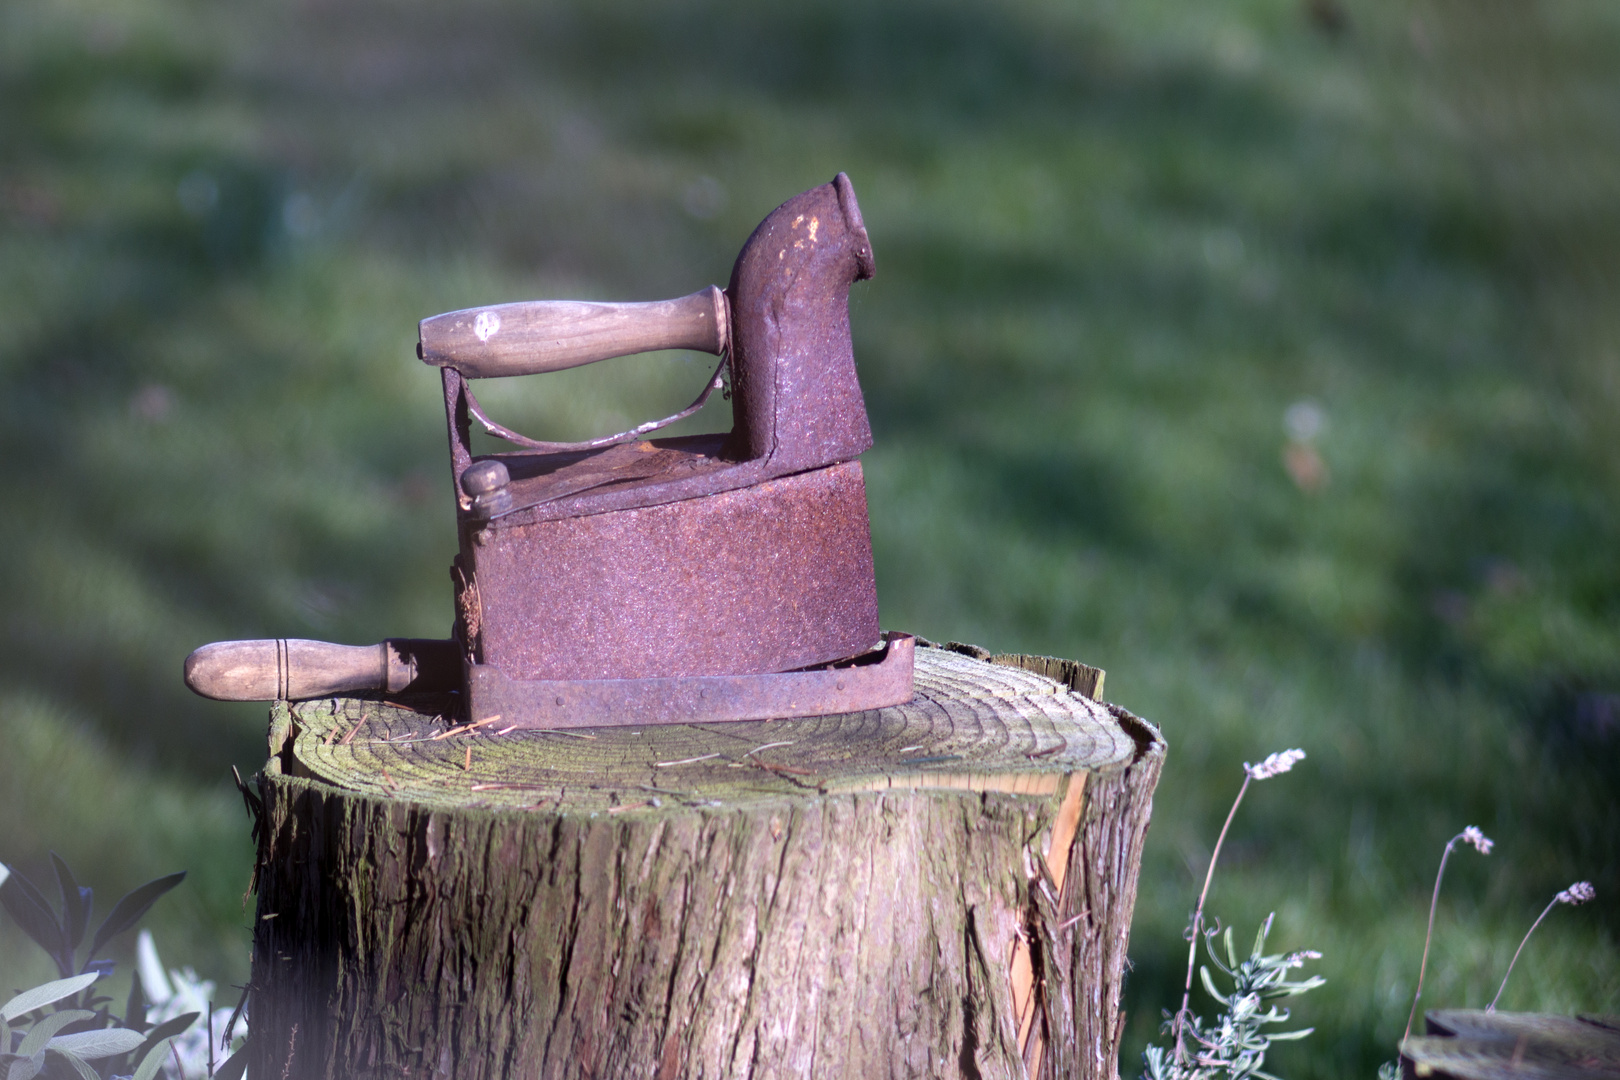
[246,640,1165,1080]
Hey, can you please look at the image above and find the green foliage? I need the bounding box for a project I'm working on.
[0,858,242,1080]
[0,971,173,1080]
[1144,918,1324,1080]
[0,859,182,981]
[0,969,176,1080]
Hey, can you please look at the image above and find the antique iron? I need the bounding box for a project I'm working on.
[185,174,914,727]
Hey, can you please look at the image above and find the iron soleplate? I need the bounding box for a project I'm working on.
[464,633,914,729]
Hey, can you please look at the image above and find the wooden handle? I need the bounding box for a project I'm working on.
[184,639,456,701]
[418,286,729,378]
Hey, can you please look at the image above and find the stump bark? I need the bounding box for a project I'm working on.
[245,640,1164,1080]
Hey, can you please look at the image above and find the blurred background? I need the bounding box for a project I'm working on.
[1,0,1616,1074]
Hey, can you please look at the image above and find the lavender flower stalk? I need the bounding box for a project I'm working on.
[1170,748,1305,1062]
[1488,881,1595,1012]
[1403,827,1494,1041]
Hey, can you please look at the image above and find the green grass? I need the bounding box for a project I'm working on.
[2,0,1617,1075]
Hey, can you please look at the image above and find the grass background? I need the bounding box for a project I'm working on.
[2,0,1617,1075]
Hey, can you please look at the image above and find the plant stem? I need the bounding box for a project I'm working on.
[1173,772,1252,1063]
[1489,897,1557,1012]
[1404,836,1459,1043]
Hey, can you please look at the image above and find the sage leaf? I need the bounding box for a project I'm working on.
[46,1027,145,1060]
[0,974,99,1022]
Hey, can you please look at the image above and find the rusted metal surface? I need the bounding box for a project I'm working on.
[435,172,878,525]
[180,174,913,727]
[456,430,735,521]
[726,170,875,472]
[460,461,880,681]
[432,173,901,707]
[464,634,914,729]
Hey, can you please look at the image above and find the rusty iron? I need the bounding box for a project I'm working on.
[182,174,914,727]
[429,173,911,724]
[465,633,914,729]
[458,461,880,682]
[434,173,877,524]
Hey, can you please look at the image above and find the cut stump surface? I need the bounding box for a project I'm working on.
[248,640,1165,1080]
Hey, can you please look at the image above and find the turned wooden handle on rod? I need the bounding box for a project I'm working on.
[417,285,729,379]
[183,638,461,701]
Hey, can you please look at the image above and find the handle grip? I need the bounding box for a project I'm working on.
[183,638,460,701]
[418,286,729,378]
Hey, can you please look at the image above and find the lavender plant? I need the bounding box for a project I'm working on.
[1489,881,1597,1012]
[1403,827,1494,1042]
[1143,918,1324,1080]
[1382,835,1595,1080]
[1142,749,1325,1080]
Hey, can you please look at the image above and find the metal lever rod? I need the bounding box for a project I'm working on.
[418,286,729,379]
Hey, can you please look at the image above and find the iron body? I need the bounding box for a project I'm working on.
[457,461,879,682]
[179,174,915,726]
[436,174,910,723]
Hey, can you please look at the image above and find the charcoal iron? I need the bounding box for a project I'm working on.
[184,174,914,728]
